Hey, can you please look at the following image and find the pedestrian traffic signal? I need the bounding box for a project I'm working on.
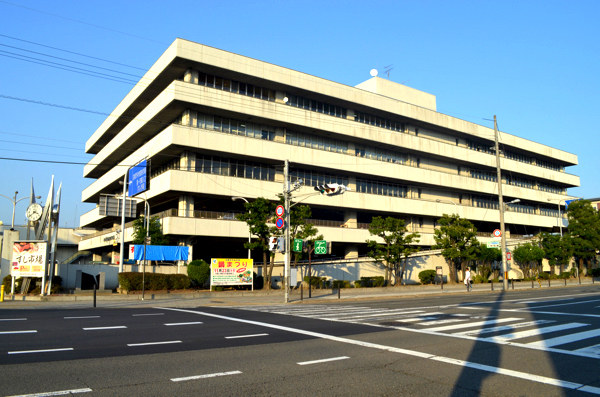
[268,236,278,251]
[314,183,349,196]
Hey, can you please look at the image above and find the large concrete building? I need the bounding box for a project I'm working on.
[78,38,579,268]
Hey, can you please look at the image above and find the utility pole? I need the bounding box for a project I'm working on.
[494,115,509,291]
[284,160,291,303]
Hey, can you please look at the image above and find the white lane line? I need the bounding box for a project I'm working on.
[132,313,164,316]
[8,348,73,355]
[225,333,269,339]
[527,299,600,309]
[528,328,600,348]
[83,326,127,331]
[330,310,425,320]
[396,316,441,323]
[64,316,100,319]
[127,340,181,347]
[5,388,92,396]
[298,356,350,365]
[465,306,600,319]
[0,330,37,335]
[0,318,27,321]
[427,318,523,332]
[483,323,588,343]
[454,320,556,336]
[576,343,600,356]
[171,370,242,382]
[416,319,468,326]
[160,307,600,394]
[164,322,203,326]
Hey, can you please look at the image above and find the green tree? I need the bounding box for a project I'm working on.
[187,259,210,287]
[433,214,480,283]
[567,200,600,274]
[540,232,574,275]
[132,215,169,245]
[366,216,420,286]
[476,246,501,280]
[512,241,545,278]
[237,198,275,290]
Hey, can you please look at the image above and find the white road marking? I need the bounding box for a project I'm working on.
[160,307,600,394]
[0,318,27,321]
[164,322,203,326]
[395,316,441,323]
[576,343,600,356]
[298,356,350,365]
[464,306,600,319]
[526,299,600,309]
[528,329,600,348]
[330,310,425,320]
[225,333,269,339]
[454,320,556,336]
[127,340,181,347]
[132,313,164,316]
[64,316,100,319]
[416,319,468,326]
[0,330,36,334]
[5,388,92,396]
[426,318,523,332]
[483,323,588,342]
[83,326,127,331]
[171,371,242,382]
[8,348,73,355]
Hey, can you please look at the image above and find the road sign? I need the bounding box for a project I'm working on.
[145,236,151,245]
[128,159,148,197]
[507,252,512,261]
[293,239,303,252]
[486,241,500,249]
[315,240,327,255]
[275,205,285,217]
[275,217,284,229]
[492,229,502,238]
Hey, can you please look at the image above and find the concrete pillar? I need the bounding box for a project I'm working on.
[181,109,191,126]
[343,209,357,229]
[344,245,358,259]
[347,141,355,156]
[75,270,82,291]
[346,109,355,121]
[177,238,193,267]
[183,68,199,84]
[0,229,19,280]
[180,151,196,171]
[178,195,194,218]
[98,272,106,291]
[275,127,285,143]
[347,176,357,192]
[276,90,287,104]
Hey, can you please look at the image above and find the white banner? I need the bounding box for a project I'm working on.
[11,241,47,277]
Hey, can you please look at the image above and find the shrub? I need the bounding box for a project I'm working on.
[418,270,436,285]
[589,268,600,277]
[473,275,488,284]
[357,276,385,288]
[332,280,351,288]
[537,272,550,280]
[304,276,327,288]
[118,272,191,292]
[187,260,210,287]
[354,280,362,288]
[559,272,571,279]
[253,273,264,290]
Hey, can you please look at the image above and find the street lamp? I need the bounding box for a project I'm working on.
[436,199,458,215]
[232,197,251,259]
[547,198,565,237]
[0,192,41,229]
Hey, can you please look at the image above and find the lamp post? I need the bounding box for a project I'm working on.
[547,198,566,237]
[436,199,458,215]
[0,192,40,229]
[232,197,251,259]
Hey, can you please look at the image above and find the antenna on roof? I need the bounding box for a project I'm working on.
[383,64,393,79]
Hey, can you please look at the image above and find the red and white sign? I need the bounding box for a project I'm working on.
[275,205,285,217]
[507,252,512,261]
[275,217,285,229]
[493,229,502,238]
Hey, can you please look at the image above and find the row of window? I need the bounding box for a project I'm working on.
[290,168,348,188]
[286,130,347,154]
[355,144,407,165]
[538,183,564,195]
[354,111,405,132]
[467,140,496,155]
[505,150,532,164]
[506,201,536,214]
[537,159,561,172]
[507,176,534,189]
[177,111,276,142]
[539,206,560,217]
[285,95,347,118]
[151,156,276,182]
[356,179,407,198]
[191,71,276,101]
[470,169,498,182]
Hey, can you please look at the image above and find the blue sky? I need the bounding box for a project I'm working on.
[0,0,598,227]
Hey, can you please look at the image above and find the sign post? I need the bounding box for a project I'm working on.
[315,240,327,255]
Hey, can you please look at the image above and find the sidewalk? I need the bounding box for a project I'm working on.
[1,278,598,309]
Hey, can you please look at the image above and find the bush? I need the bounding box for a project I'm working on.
[356,276,385,288]
[537,272,550,280]
[418,270,437,285]
[332,280,351,288]
[304,276,327,288]
[253,273,264,290]
[187,259,210,287]
[589,268,600,277]
[473,275,488,284]
[559,272,571,279]
[118,272,191,292]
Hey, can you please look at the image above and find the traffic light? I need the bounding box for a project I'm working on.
[268,236,278,251]
[314,183,349,196]
[277,237,285,252]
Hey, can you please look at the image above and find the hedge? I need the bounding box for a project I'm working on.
[418,270,436,285]
[356,276,385,288]
[118,272,190,292]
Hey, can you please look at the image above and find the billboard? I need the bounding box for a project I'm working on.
[99,194,136,217]
[210,258,253,286]
[128,159,148,197]
[11,241,47,278]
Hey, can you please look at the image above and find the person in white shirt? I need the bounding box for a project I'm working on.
[464,268,472,292]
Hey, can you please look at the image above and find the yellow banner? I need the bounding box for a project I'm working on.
[210,258,253,286]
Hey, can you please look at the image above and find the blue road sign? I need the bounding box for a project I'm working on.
[128,159,148,197]
[275,217,284,229]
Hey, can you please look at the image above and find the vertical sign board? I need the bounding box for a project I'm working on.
[210,258,253,286]
[314,240,327,255]
[11,241,47,277]
[128,159,148,197]
[293,239,303,252]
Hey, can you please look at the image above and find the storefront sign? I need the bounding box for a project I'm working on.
[11,241,47,277]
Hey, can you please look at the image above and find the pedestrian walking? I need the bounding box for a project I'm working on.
[464,268,472,292]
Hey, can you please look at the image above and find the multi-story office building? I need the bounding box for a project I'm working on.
[78,39,579,266]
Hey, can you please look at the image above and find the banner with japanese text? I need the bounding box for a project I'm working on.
[11,241,47,277]
[210,258,253,286]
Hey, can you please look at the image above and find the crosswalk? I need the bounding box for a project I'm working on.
[227,304,600,359]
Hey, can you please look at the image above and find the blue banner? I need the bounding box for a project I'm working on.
[133,245,189,261]
[128,159,148,197]
[565,199,581,209]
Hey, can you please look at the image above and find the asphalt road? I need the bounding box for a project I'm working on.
[1,286,600,396]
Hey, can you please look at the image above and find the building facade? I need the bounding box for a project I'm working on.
[78,39,579,267]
